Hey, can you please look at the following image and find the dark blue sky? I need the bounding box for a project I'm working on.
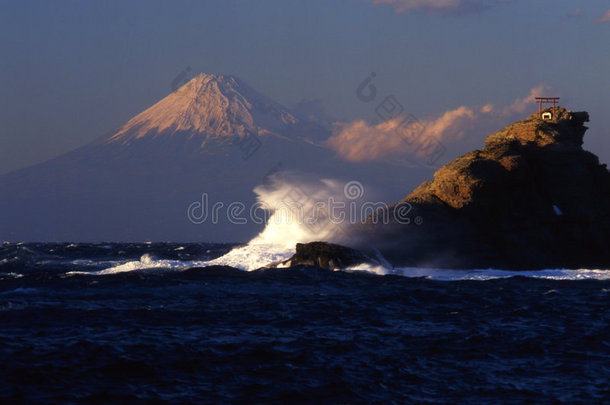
[1,0,609,174]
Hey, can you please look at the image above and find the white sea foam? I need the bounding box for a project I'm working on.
[90,176,610,281]
[90,256,207,275]
[0,272,23,279]
[92,251,610,281]
[205,244,294,271]
[0,257,18,265]
[90,244,294,275]
[200,176,366,269]
[94,176,351,275]
[89,242,610,280]
[345,263,610,281]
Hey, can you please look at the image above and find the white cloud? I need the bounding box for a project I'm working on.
[327,105,485,162]
[502,84,553,115]
[326,85,550,163]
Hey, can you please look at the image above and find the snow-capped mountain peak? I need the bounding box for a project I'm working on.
[106,73,299,144]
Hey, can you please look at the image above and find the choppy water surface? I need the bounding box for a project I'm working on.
[1,242,609,403]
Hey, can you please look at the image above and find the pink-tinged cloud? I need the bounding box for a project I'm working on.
[327,119,408,162]
[595,10,610,24]
[327,105,484,162]
[502,84,553,115]
[368,0,510,14]
[326,85,549,163]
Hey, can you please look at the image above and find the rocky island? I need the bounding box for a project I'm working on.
[295,107,610,270]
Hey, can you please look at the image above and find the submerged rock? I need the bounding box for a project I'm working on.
[280,242,374,270]
[358,107,610,270]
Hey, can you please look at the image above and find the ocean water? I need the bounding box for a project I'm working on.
[1,241,610,404]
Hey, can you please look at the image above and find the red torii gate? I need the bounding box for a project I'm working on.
[535,97,560,119]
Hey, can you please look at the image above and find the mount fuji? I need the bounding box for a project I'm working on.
[0,73,424,242]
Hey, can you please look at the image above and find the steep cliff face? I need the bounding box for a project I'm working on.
[364,108,610,269]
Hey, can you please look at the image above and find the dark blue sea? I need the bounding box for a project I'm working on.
[1,242,609,404]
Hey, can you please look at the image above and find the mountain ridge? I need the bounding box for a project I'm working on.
[0,72,420,242]
[102,73,301,147]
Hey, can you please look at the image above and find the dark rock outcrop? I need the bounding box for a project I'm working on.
[279,241,374,270]
[358,107,610,270]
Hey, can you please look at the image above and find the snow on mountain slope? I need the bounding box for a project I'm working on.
[105,73,299,145]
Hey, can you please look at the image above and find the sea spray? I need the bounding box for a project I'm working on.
[97,175,387,273]
[209,174,365,270]
[249,175,360,248]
